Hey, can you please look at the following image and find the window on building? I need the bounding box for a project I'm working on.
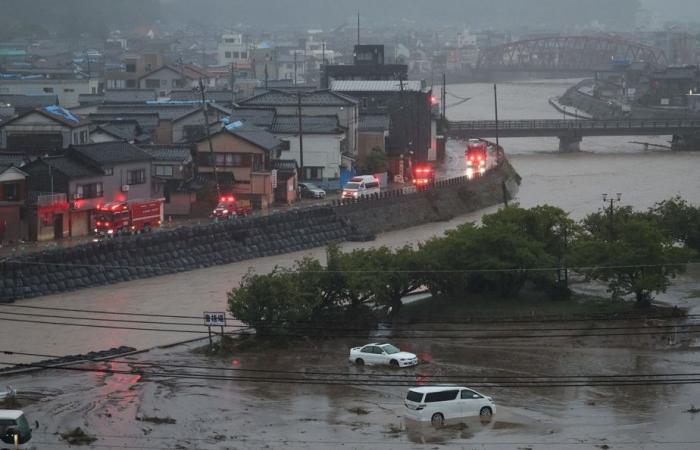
[75,182,103,199]
[125,63,137,73]
[126,80,137,88]
[43,87,54,93]
[160,79,167,87]
[183,125,206,142]
[79,131,88,144]
[2,183,19,201]
[304,167,323,181]
[126,169,146,185]
[241,52,248,59]
[215,153,243,167]
[225,51,232,58]
[154,165,174,177]
[64,88,75,93]
[233,52,240,59]
[145,79,160,89]
[104,168,114,176]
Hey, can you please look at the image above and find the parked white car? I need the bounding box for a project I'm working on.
[404,386,496,426]
[349,343,418,367]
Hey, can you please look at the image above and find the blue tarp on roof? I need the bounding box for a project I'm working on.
[44,105,80,123]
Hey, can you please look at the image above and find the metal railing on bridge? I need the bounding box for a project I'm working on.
[449,119,700,131]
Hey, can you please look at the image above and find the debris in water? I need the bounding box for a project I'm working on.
[60,427,97,445]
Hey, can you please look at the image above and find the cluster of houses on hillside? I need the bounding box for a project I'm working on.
[0,42,441,244]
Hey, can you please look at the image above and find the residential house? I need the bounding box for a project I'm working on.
[0,106,91,154]
[358,114,390,167]
[104,53,165,90]
[138,64,212,96]
[0,94,58,115]
[0,76,99,108]
[23,142,154,240]
[217,34,251,67]
[140,144,196,216]
[238,89,358,161]
[270,115,345,187]
[171,103,232,144]
[0,163,28,242]
[194,122,284,209]
[330,80,433,161]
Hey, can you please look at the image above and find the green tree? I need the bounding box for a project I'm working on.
[363,147,388,174]
[649,197,700,254]
[572,211,690,307]
[227,263,322,338]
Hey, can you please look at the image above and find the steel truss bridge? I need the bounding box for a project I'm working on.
[476,36,668,74]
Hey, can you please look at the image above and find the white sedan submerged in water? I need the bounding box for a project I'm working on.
[349,343,418,367]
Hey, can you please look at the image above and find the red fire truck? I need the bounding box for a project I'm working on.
[94,198,164,237]
[211,195,252,220]
[412,163,436,187]
[466,139,488,173]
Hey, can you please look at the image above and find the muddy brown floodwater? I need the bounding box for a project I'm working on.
[2,79,700,448]
[4,322,700,450]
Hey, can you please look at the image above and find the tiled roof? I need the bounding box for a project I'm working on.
[140,144,193,163]
[38,155,102,178]
[3,106,89,128]
[240,89,358,107]
[96,104,199,121]
[91,124,134,141]
[89,114,158,133]
[359,114,390,132]
[330,80,425,92]
[271,115,344,134]
[71,142,152,166]
[104,89,157,103]
[0,153,31,167]
[271,159,298,171]
[215,121,282,151]
[0,94,57,112]
[228,107,276,128]
[169,90,235,103]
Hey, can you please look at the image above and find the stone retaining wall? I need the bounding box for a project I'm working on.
[0,161,521,303]
[334,160,521,236]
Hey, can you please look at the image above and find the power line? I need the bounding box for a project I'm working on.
[0,316,694,340]
[0,309,691,334]
[4,350,700,381]
[3,361,700,388]
[0,302,692,326]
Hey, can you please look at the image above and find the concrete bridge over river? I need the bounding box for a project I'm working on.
[448,118,700,152]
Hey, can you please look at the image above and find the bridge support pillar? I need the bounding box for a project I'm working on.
[558,132,582,153]
[672,133,700,151]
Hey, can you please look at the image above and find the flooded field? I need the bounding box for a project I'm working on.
[5,319,700,449]
[2,79,700,449]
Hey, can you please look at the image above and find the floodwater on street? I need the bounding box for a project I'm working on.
[2,79,700,449]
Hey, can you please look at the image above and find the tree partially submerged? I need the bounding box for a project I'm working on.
[573,209,691,307]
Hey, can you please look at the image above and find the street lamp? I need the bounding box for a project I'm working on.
[602,193,622,240]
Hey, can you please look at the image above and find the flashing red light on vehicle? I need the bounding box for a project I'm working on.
[220,196,236,203]
[430,95,438,105]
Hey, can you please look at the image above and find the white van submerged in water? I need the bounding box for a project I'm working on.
[0,410,34,449]
[404,386,496,426]
[342,175,380,199]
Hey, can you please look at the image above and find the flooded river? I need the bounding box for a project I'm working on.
[2,79,700,449]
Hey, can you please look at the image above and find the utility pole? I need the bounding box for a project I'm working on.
[198,78,220,197]
[494,83,500,150]
[357,10,361,46]
[602,193,622,241]
[442,73,447,119]
[297,91,304,181]
[230,62,236,104]
[294,51,298,86]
